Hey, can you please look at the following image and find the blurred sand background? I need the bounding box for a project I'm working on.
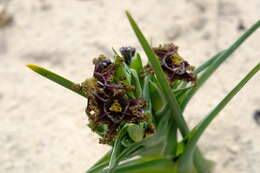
[0,0,259,172]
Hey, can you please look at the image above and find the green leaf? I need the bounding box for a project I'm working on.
[130,53,143,74]
[178,63,260,172]
[86,161,110,173]
[154,108,171,137]
[114,56,132,84]
[125,10,208,172]
[171,80,182,89]
[130,69,142,98]
[127,123,145,142]
[193,50,225,74]
[93,150,111,167]
[134,112,175,157]
[87,141,143,173]
[86,150,111,173]
[143,76,152,112]
[172,84,194,96]
[119,124,166,159]
[27,64,87,98]
[162,119,177,158]
[117,142,144,162]
[181,20,260,111]
[108,125,128,173]
[149,80,165,113]
[125,10,189,136]
[114,56,135,98]
[114,158,177,173]
[121,136,135,147]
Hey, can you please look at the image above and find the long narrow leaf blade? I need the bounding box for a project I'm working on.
[27,64,87,98]
[108,125,128,173]
[193,50,225,74]
[130,53,143,74]
[86,161,109,173]
[86,150,112,173]
[171,39,224,96]
[125,10,209,173]
[125,10,189,135]
[181,20,260,111]
[162,119,177,157]
[178,63,260,171]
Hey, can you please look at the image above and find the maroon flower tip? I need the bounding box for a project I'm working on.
[153,43,196,83]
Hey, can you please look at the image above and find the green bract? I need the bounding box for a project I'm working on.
[27,11,260,173]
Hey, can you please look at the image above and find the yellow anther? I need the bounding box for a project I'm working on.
[171,53,184,66]
[109,100,122,112]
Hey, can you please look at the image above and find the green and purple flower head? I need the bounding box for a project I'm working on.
[79,44,196,144]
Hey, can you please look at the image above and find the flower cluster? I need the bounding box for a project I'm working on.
[153,43,196,83]
[78,44,195,144]
[80,55,148,144]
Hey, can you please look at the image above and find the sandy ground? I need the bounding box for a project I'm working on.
[0,0,259,172]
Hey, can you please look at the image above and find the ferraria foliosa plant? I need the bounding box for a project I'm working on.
[27,11,260,173]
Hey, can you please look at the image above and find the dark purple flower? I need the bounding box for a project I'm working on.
[153,43,196,83]
[80,55,148,144]
[119,46,136,65]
